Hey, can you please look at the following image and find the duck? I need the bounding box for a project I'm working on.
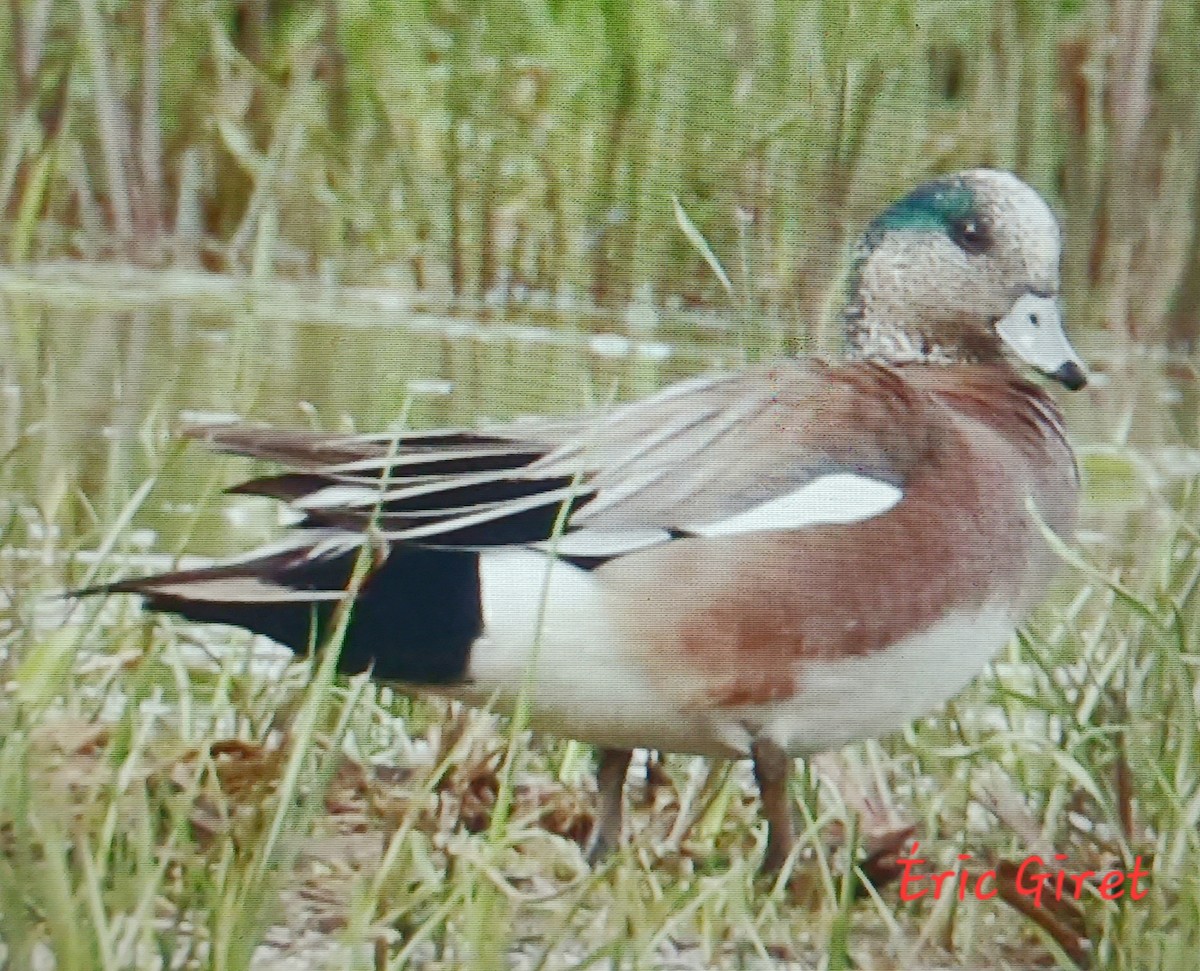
[86,169,1087,873]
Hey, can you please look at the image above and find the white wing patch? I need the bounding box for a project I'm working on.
[685,473,902,537]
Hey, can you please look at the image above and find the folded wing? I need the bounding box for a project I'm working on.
[185,362,915,561]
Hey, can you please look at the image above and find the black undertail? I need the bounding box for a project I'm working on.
[121,546,482,684]
[87,425,599,681]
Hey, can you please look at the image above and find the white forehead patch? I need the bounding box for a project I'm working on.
[686,473,902,538]
[965,169,1056,222]
[963,169,1061,281]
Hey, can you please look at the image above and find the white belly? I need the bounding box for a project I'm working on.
[733,605,1017,756]
[452,550,1015,759]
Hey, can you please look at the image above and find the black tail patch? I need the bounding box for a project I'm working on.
[118,546,482,685]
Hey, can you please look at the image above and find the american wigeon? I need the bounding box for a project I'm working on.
[90,169,1086,873]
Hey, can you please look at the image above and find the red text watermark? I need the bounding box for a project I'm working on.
[896,843,1149,907]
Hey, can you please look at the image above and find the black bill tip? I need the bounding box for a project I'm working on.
[1051,360,1088,391]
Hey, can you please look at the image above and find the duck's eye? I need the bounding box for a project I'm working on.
[950,217,993,255]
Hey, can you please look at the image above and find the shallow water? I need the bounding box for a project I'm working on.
[0,265,1195,568]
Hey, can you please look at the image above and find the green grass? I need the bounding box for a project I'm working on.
[1,500,1198,971]
[0,0,1199,967]
[0,298,1193,968]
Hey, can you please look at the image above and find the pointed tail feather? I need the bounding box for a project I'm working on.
[76,534,482,684]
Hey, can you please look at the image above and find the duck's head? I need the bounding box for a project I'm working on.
[845,169,1087,390]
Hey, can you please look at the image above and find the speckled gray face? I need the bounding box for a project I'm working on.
[846,169,1089,389]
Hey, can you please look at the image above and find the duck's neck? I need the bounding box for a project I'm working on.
[842,299,1005,368]
[842,234,1007,367]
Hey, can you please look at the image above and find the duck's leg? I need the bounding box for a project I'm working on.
[586,747,633,863]
[751,737,795,873]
